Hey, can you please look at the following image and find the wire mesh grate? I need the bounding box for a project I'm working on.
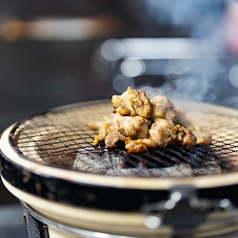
[9,101,238,177]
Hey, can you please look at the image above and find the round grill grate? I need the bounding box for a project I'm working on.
[9,100,238,177]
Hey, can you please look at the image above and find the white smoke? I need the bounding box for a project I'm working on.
[133,0,238,107]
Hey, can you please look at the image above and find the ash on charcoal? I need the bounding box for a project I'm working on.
[106,163,193,177]
[73,152,112,174]
[108,153,126,169]
[193,161,222,176]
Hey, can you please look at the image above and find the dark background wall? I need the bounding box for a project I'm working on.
[0,0,231,204]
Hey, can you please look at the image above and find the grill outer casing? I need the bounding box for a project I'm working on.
[2,100,238,237]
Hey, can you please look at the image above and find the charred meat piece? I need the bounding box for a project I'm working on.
[112,87,152,119]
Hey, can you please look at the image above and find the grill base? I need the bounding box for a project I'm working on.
[21,194,238,238]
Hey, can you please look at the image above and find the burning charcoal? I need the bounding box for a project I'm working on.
[77,146,100,153]
[105,169,149,177]
[137,161,148,169]
[165,163,194,177]
[106,163,193,177]
[108,153,126,169]
[73,152,112,174]
[34,133,76,167]
[193,161,222,176]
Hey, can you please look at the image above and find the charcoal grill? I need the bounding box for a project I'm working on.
[2,100,238,238]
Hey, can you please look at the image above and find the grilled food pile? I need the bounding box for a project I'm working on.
[89,87,212,153]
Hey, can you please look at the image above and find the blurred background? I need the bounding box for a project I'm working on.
[0,0,238,236]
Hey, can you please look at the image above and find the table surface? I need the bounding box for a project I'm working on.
[0,203,28,238]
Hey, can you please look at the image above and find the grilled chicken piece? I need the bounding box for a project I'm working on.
[104,127,126,148]
[149,119,197,147]
[125,119,197,153]
[125,138,157,153]
[92,87,212,153]
[150,95,176,122]
[174,125,197,146]
[93,112,150,148]
[112,87,152,119]
[93,122,126,148]
[93,122,111,145]
[112,113,150,139]
[149,119,176,147]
